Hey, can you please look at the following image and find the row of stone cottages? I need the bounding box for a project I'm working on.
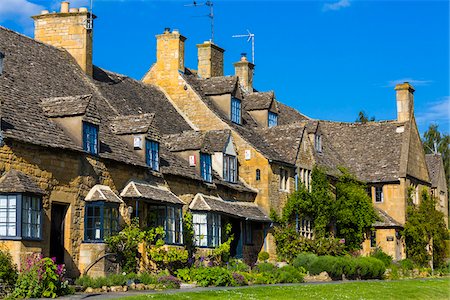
[0,2,447,278]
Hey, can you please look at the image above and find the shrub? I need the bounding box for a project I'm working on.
[258,251,270,262]
[398,259,415,270]
[139,272,158,285]
[253,262,277,273]
[354,257,385,279]
[157,275,181,289]
[227,259,250,272]
[231,272,247,286]
[370,247,393,267]
[276,265,304,283]
[292,252,318,272]
[0,250,17,297]
[12,255,73,298]
[174,268,191,282]
[191,267,234,287]
[309,255,337,276]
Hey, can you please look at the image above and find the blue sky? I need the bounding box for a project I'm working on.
[1,0,449,134]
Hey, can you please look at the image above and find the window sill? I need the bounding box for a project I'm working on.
[0,236,42,241]
[279,189,290,193]
[83,240,106,244]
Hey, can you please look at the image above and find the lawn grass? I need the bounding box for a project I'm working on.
[122,278,450,300]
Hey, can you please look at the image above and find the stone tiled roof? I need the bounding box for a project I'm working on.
[109,113,160,141]
[373,207,403,228]
[315,121,407,182]
[0,26,206,183]
[277,102,311,125]
[189,194,270,222]
[0,169,44,194]
[256,123,305,165]
[198,76,238,95]
[183,74,293,165]
[163,130,230,153]
[425,153,443,188]
[121,181,185,205]
[243,91,277,111]
[40,94,100,125]
[85,185,123,203]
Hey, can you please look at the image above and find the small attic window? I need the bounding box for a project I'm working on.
[231,97,241,124]
[268,112,278,128]
[146,139,159,171]
[83,122,99,155]
[0,52,4,75]
[314,135,322,153]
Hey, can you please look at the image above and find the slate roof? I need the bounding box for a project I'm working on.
[163,130,230,153]
[85,185,123,203]
[315,121,407,182]
[121,181,185,205]
[425,154,443,188]
[277,102,311,125]
[373,207,403,228]
[243,91,277,111]
[198,76,238,96]
[0,169,44,194]
[189,194,270,222]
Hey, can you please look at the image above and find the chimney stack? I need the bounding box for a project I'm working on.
[32,1,94,76]
[197,41,224,78]
[154,28,187,74]
[234,53,255,92]
[395,82,415,122]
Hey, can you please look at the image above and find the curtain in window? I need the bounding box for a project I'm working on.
[22,195,41,239]
[223,155,237,183]
[84,203,119,242]
[83,122,99,155]
[146,140,160,171]
[231,97,241,124]
[193,213,208,247]
[200,153,212,182]
[268,112,278,128]
[0,195,16,237]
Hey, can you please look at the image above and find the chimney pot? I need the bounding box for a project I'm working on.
[40,10,49,14]
[240,53,248,62]
[61,1,70,13]
[164,27,171,33]
[69,8,79,13]
[79,7,88,12]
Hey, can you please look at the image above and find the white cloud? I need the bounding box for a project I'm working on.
[386,78,433,87]
[416,96,450,129]
[323,0,351,12]
[0,0,44,22]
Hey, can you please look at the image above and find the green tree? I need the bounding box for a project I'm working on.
[422,124,450,192]
[334,168,378,251]
[403,189,449,267]
[356,111,375,123]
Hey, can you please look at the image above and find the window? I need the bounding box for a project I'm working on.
[244,221,252,245]
[200,153,212,183]
[148,205,183,245]
[314,134,322,152]
[411,184,419,205]
[370,231,376,248]
[83,122,99,155]
[146,140,159,171]
[84,202,119,242]
[22,195,41,239]
[268,112,278,128]
[0,194,42,240]
[223,154,237,183]
[256,169,261,181]
[295,214,313,239]
[193,212,221,247]
[231,97,241,124]
[279,168,289,191]
[375,186,383,203]
[0,52,4,75]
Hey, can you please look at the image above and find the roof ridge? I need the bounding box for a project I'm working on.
[0,26,66,53]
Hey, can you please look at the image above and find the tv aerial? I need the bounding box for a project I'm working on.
[185,1,215,43]
[232,30,255,64]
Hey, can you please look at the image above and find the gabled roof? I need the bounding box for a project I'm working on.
[109,113,160,141]
[189,194,270,222]
[40,94,100,125]
[425,153,444,188]
[373,207,403,228]
[121,181,185,205]
[85,185,123,203]
[198,76,238,96]
[0,169,44,194]
[255,123,305,165]
[277,102,311,125]
[163,130,231,154]
[243,91,276,111]
[314,120,407,182]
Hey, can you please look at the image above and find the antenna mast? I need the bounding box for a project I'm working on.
[185,1,214,43]
[83,0,94,30]
[232,30,255,64]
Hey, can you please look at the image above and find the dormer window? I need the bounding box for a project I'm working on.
[223,154,237,183]
[314,134,322,153]
[146,139,160,171]
[200,153,212,183]
[231,97,241,124]
[83,122,99,155]
[268,112,278,128]
[0,52,4,75]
